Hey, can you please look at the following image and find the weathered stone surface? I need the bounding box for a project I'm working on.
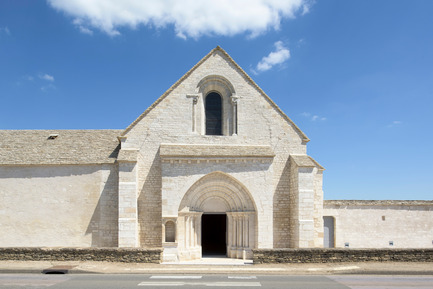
[0,247,161,263]
[253,248,433,263]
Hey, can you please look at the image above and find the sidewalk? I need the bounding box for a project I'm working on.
[0,259,432,275]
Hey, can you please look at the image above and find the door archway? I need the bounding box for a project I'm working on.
[177,172,256,260]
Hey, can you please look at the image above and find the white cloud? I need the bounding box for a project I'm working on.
[301,112,326,122]
[73,19,94,35]
[20,73,56,91]
[47,0,309,38]
[39,74,55,82]
[255,41,290,73]
[312,115,326,121]
[0,26,10,35]
[301,0,314,15]
[41,83,56,92]
[387,120,402,128]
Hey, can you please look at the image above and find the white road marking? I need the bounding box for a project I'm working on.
[150,275,203,279]
[138,281,261,287]
[228,276,257,279]
[131,267,285,272]
[139,282,184,286]
[307,265,359,271]
[0,274,69,287]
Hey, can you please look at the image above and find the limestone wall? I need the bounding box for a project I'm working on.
[0,247,161,263]
[253,248,433,263]
[0,165,118,247]
[121,48,313,248]
[323,201,433,248]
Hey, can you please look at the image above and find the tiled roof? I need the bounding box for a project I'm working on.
[0,130,122,165]
[290,155,325,170]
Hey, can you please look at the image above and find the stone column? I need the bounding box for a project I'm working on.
[186,94,200,134]
[231,94,239,135]
[226,212,256,259]
[117,137,139,247]
[177,211,202,261]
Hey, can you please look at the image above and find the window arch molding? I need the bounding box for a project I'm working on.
[195,75,238,136]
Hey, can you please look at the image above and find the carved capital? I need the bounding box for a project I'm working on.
[186,93,200,104]
[231,94,240,105]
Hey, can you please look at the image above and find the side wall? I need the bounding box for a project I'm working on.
[0,165,118,247]
[323,201,433,248]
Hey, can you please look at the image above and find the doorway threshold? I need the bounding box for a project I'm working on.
[162,256,253,265]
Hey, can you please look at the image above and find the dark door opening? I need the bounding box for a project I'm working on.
[202,214,226,256]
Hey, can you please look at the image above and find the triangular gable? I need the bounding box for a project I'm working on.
[122,46,309,142]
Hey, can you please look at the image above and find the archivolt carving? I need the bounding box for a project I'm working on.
[179,171,256,213]
[196,75,235,96]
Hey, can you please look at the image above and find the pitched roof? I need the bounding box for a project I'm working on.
[290,155,325,170]
[122,46,310,142]
[0,130,121,165]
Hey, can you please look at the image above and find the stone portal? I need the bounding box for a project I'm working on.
[173,172,257,261]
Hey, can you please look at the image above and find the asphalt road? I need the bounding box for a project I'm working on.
[1,274,433,288]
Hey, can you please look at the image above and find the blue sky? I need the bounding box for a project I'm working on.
[1,0,432,200]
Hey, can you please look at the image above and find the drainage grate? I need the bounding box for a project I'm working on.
[42,265,76,274]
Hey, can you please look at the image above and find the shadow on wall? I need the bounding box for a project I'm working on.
[85,166,119,247]
[273,157,291,248]
[138,154,162,247]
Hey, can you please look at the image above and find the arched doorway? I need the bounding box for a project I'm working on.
[177,172,256,261]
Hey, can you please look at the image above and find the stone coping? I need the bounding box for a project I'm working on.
[324,200,433,207]
[290,155,324,170]
[253,248,433,263]
[0,247,162,263]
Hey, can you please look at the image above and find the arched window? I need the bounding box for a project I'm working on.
[165,221,176,243]
[205,92,222,135]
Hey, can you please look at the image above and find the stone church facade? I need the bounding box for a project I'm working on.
[0,47,432,262]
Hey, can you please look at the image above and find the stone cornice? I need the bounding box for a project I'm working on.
[160,144,275,161]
